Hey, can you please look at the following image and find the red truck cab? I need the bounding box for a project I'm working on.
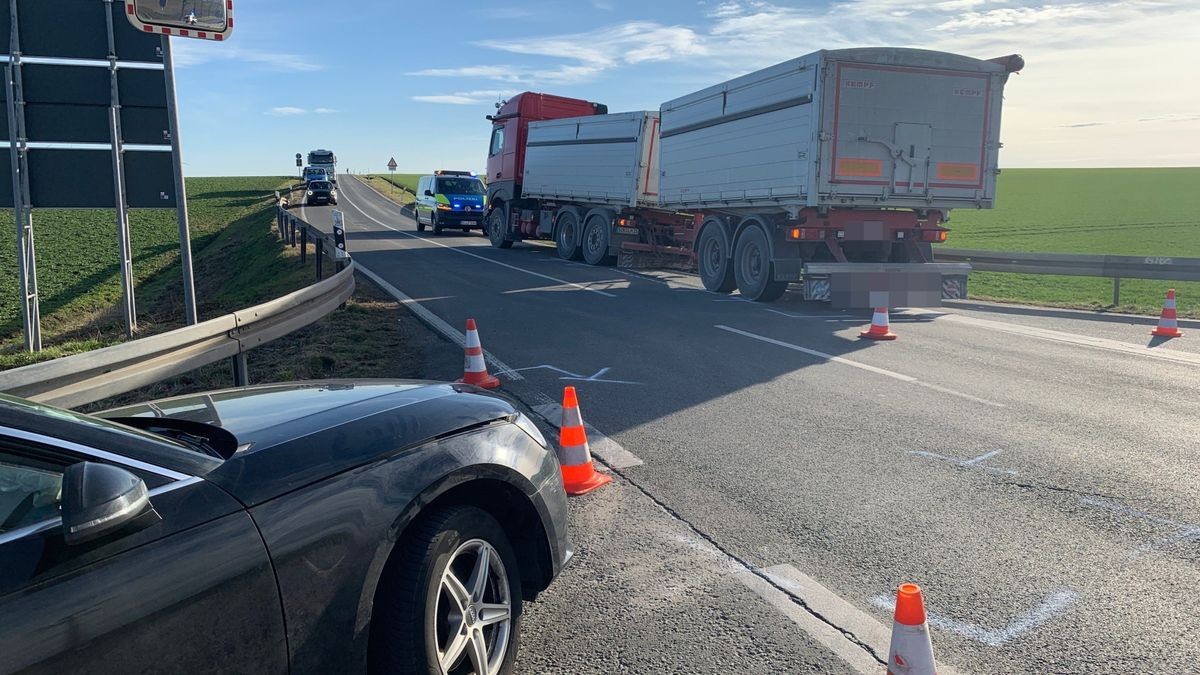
[484,93,606,231]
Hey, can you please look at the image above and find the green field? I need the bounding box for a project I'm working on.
[939,167,1200,317]
[368,173,421,193]
[0,176,308,368]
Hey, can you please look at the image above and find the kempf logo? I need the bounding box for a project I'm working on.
[844,79,875,90]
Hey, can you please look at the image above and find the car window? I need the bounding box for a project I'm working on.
[0,451,63,534]
[489,126,504,156]
[437,177,484,195]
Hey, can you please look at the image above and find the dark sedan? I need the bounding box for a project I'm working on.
[0,381,571,674]
[306,180,337,205]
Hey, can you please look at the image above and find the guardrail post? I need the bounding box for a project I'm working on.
[289,217,296,246]
[232,351,249,386]
[300,227,308,265]
[1113,276,1121,306]
[316,239,324,281]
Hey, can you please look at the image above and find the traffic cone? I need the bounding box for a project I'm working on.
[1151,289,1183,338]
[557,386,611,496]
[457,319,501,389]
[887,583,937,675]
[860,307,898,340]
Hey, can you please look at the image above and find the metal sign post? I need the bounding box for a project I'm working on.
[161,35,196,325]
[5,0,39,351]
[105,0,136,336]
[295,152,302,178]
[387,156,397,195]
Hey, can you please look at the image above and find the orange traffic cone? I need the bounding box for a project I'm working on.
[860,307,897,340]
[457,319,501,389]
[1151,289,1183,338]
[557,386,611,496]
[886,583,937,675]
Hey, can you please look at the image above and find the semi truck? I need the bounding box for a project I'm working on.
[482,48,1024,306]
[307,149,337,183]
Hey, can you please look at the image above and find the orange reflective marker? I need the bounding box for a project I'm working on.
[887,583,937,675]
[457,319,501,389]
[557,386,611,496]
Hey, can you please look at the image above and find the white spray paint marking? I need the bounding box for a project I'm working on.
[1078,496,1200,558]
[869,589,1078,647]
[908,449,1018,476]
[353,266,522,381]
[337,183,618,298]
[513,364,641,385]
[763,308,856,320]
[716,324,1006,408]
[531,403,644,468]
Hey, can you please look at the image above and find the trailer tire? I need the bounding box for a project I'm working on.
[487,208,513,249]
[582,215,614,266]
[697,224,736,293]
[555,212,583,261]
[734,225,787,302]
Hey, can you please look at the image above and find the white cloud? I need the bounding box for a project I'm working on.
[313,107,339,114]
[412,90,519,105]
[265,106,306,116]
[172,42,323,72]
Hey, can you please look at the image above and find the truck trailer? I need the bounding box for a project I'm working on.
[482,48,1024,306]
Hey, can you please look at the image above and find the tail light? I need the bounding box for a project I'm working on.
[920,229,948,243]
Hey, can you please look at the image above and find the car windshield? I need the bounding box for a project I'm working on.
[437,177,484,195]
[310,181,331,190]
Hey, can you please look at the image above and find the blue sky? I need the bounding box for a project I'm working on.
[171,0,1200,177]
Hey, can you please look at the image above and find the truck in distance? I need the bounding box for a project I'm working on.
[307,149,337,183]
[481,48,1024,306]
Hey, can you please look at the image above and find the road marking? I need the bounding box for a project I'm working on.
[910,310,1200,368]
[353,265,522,381]
[339,180,617,298]
[513,364,641,385]
[1078,496,1200,558]
[764,308,856,320]
[908,449,1019,475]
[869,589,1078,647]
[531,403,644,468]
[715,324,1006,407]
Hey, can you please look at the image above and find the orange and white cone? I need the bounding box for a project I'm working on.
[860,307,898,340]
[457,319,501,389]
[557,386,611,496]
[886,583,937,675]
[1151,289,1183,338]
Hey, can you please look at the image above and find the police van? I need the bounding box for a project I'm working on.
[414,170,487,235]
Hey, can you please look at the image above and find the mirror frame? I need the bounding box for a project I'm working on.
[124,0,235,41]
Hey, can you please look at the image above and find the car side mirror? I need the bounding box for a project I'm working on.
[61,462,156,545]
[424,189,434,197]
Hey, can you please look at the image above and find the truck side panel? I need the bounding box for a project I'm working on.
[658,55,819,208]
[522,111,658,208]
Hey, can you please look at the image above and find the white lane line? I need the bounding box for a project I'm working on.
[531,403,644,468]
[354,265,523,381]
[909,310,1200,367]
[513,364,641,385]
[338,180,617,298]
[869,589,1078,647]
[715,324,1006,407]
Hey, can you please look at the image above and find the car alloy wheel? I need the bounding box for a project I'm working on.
[433,539,512,675]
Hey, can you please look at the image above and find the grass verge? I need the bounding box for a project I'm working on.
[940,167,1200,316]
[360,174,416,207]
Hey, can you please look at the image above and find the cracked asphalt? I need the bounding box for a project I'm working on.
[297,176,1200,673]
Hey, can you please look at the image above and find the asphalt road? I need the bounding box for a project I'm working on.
[301,176,1200,673]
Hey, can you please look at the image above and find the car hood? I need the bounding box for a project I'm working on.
[102,380,519,505]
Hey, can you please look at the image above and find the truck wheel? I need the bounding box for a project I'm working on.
[555,212,583,261]
[488,209,513,249]
[734,225,787,302]
[697,225,735,293]
[582,215,614,266]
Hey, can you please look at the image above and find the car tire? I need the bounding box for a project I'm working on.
[582,215,614,266]
[369,505,522,675]
[488,208,513,249]
[555,212,583,260]
[697,224,736,293]
[432,212,444,236]
[734,224,787,302]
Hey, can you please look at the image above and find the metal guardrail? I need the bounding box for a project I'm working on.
[936,248,1200,304]
[0,199,354,409]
